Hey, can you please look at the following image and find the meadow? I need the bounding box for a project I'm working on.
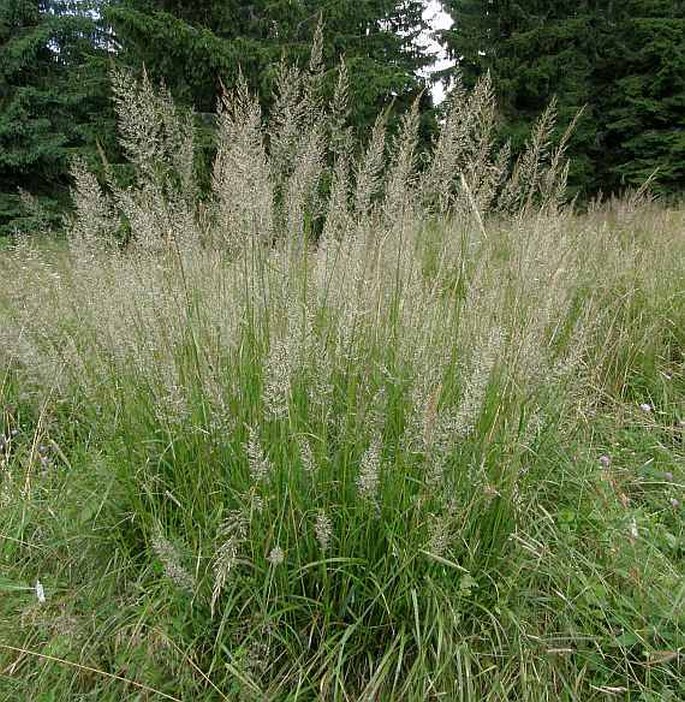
[1,58,684,700]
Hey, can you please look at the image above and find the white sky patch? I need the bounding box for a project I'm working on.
[417,1,455,104]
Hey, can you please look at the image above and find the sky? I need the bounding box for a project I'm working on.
[419,1,456,104]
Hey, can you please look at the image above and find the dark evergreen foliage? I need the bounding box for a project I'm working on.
[2,0,683,236]
[442,0,685,196]
[106,0,431,133]
[0,1,114,235]
[596,1,685,192]
[0,0,433,235]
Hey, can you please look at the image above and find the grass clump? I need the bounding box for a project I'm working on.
[1,50,684,701]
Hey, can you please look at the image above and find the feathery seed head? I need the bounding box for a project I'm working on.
[357,438,381,507]
[454,326,503,436]
[263,337,292,419]
[427,515,451,558]
[151,530,195,593]
[299,436,316,475]
[628,517,639,541]
[267,545,285,567]
[314,509,333,552]
[246,427,272,484]
[211,510,247,617]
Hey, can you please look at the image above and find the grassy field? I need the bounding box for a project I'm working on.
[1,66,684,700]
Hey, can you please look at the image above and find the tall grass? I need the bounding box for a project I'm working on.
[1,51,684,700]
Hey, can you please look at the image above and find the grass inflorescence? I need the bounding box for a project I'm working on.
[1,49,684,701]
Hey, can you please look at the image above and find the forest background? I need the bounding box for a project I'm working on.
[1,0,683,236]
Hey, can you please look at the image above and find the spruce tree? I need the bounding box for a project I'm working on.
[595,0,685,193]
[0,1,113,235]
[442,1,685,196]
[443,1,598,193]
[106,0,432,134]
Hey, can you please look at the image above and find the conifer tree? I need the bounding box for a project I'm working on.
[442,1,597,192]
[442,0,685,195]
[0,1,113,235]
[106,0,432,134]
[595,0,685,192]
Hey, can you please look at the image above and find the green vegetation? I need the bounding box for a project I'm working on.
[442,0,685,196]
[107,0,430,127]
[1,60,684,700]
[3,2,684,235]
[0,0,432,236]
[0,0,115,236]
